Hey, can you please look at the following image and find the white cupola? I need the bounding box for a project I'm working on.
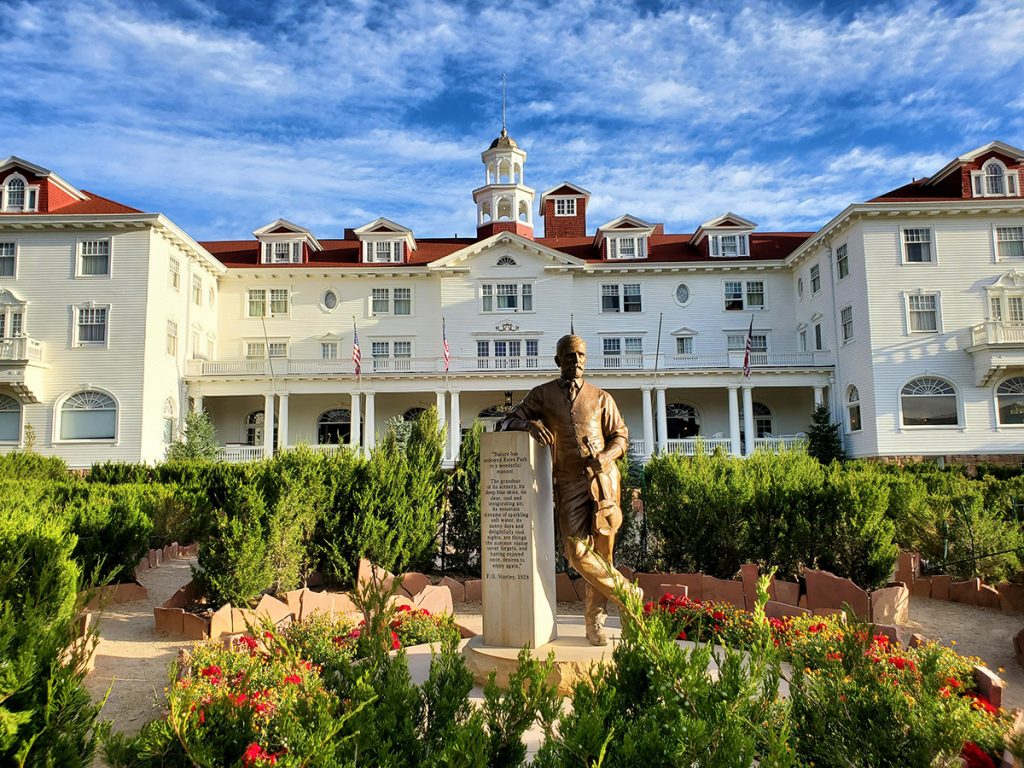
[472,128,536,239]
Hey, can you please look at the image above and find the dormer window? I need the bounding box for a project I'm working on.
[972,159,1019,197]
[607,235,647,260]
[1,175,38,212]
[710,233,748,257]
[554,198,576,216]
[262,241,302,264]
[365,240,404,263]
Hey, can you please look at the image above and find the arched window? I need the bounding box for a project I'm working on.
[498,160,511,184]
[245,410,264,446]
[985,161,1006,196]
[478,404,505,431]
[996,376,1024,425]
[847,386,862,432]
[740,402,774,438]
[666,403,700,439]
[5,178,25,209]
[403,407,426,422]
[901,377,958,426]
[513,163,522,184]
[0,393,20,442]
[60,390,116,440]
[496,197,513,221]
[518,200,529,222]
[496,256,517,266]
[480,201,492,223]
[162,399,175,444]
[317,408,351,444]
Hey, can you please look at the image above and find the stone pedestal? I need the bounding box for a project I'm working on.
[479,430,557,648]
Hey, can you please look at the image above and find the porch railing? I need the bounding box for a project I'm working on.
[0,336,43,362]
[217,445,266,463]
[970,321,1024,346]
[665,437,733,455]
[186,350,832,378]
[753,435,808,452]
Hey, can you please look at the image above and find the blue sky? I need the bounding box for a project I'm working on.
[2,0,1022,240]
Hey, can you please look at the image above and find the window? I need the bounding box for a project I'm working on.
[840,306,853,342]
[476,338,539,369]
[996,376,1024,425]
[847,386,862,432]
[246,288,288,317]
[190,330,199,356]
[606,236,647,260]
[675,283,691,306]
[908,293,939,332]
[738,402,774,438]
[901,377,958,426]
[835,243,849,279]
[162,400,175,444]
[321,342,339,359]
[676,337,694,355]
[261,241,302,264]
[245,411,265,445]
[166,319,178,355]
[321,289,339,311]
[168,257,180,290]
[710,233,748,258]
[727,333,767,353]
[364,240,404,263]
[0,242,14,278]
[1,176,35,211]
[0,394,20,442]
[78,239,111,276]
[666,403,700,439]
[317,409,351,444]
[75,306,108,345]
[601,283,642,313]
[481,282,532,312]
[60,390,116,440]
[496,256,517,266]
[370,340,412,370]
[247,289,266,318]
[724,280,764,310]
[810,264,821,293]
[267,341,288,358]
[602,337,643,368]
[972,160,1019,197]
[245,342,265,359]
[797,277,803,299]
[997,227,1024,260]
[799,329,807,352]
[5,178,24,209]
[554,198,576,216]
[371,287,413,316]
[814,323,823,350]
[902,228,933,263]
[191,275,202,306]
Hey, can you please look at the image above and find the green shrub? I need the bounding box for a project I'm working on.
[164,409,219,461]
[64,484,155,585]
[87,461,155,485]
[0,451,68,481]
[446,420,484,575]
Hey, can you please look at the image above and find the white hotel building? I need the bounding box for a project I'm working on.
[1,136,1023,468]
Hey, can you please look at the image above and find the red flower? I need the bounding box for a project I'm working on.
[347,628,361,639]
[263,631,274,639]
[230,693,248,706]
[396,604,411,612]
[200,665,222,684]
[939,686,952,698]
[712,610,725,621]
[391,631,401,650]
[677,630,688,640]
[945,677,961,689]
[872,633,890,646]
[242,742,280,766]
[418,608,431,616]
[253,702,274,715]
[302,660,312,671]
[643,601,655,615]
[808,623,826,634]
[283,674,301,685]
[237,635,259,652]
[825,652,843,661]
[963,692,998,715]
[198,708,205,725]
[960,741,996,768]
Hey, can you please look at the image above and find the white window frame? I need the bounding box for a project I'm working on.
[904,291,941,334]
[710,233,749,258]
[72,303,110,348]
[995,375,1024,428]
[267,340,289,358]
[246,287,289,318]
[476,338,541,369]
[553,198,577,217]
[835,243,849,280]
[245,341,266,359]
[846,385,862,433]
[76,237,112,278]
[972,159,1019,198]
[810,264,821,294]
[899,376,963,430]
[0,393,22,444]
[1,174,39,213]
[363,239,405,264]
[723,279,766,311]
[600,336,644,368]
[191,275,202,306]
[370,338,414,371]
[901,226,935,264]
[168,257,180,291]
[393,287,413,316]
[166,319,178,356]
[321,341,339,359]
[260,239,303,264]
[269,288,289,317]
[675,336,694,355]
[0,241,17,279]
[480,282,534,313]
[840,305,854,343]
[53,388,119,444]
[320,288,340,313]
[995,225,1024,262]
[606,235,648,260]
[601,283,642,313]
[798,329,807,352]
[814,322,823,350]
[726,331,768,353]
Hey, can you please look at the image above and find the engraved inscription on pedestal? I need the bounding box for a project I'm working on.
[480,431,557,648]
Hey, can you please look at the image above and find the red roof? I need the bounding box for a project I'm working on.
[0,189,142,215]
[203,230,812,267]
[868,178,964,203]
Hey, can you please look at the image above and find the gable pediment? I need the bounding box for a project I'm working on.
[670,326,698,337]
[429,231,585,270]
[0,288,26,307]
[989,270,1024,290]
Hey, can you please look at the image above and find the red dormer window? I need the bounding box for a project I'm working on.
[2,175,38,212]
[972,159,1019,197]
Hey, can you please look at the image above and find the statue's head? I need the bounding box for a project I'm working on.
[555,334,587,381]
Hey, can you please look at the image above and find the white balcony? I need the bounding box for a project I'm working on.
[217,444,266,463]
[665,437,734,455]
[966,321,1024,385]
[186,350,832,379]
[0,336,43,362]
[0,336,45,402]
[753,435,808,452]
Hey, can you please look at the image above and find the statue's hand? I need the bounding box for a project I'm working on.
[527,420,555,446]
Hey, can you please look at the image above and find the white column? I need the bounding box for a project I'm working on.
[364,391,376,451]
[435,390,447,460]
[449,389,461,462]
[813,386,824,407]
[350,392,361,451]
[641,386,654,458]
[192,395,204,413]
[742,385,755,457]
[655,386,669,454]
[277,393,289,451]
[728,386,741,457]
[263,392,275,457]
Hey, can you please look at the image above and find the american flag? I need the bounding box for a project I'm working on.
[442,317,450,372]
[742,315,754,379]
[352,322,361,376]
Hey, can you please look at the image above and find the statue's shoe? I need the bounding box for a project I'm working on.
[585,622,609,646]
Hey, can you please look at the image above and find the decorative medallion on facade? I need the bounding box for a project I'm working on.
[495,322,519,332]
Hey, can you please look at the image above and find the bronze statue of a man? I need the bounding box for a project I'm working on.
[499,334,638,645]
